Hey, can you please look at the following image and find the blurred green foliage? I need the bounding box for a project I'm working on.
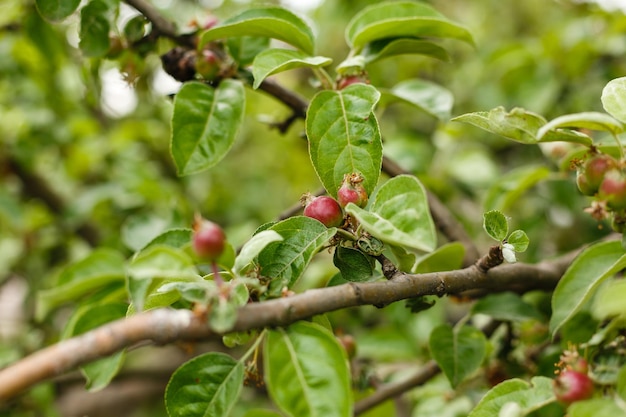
[2,0,626,415]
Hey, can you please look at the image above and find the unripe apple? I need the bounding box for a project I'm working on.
[553,370,593,404]
[192,217,226,261]
[195,48,221,81]
[599,170,626,210]
[337,173,368,208]
[303,195,343,227]
[576,154,617,196]
[336,72,369,90]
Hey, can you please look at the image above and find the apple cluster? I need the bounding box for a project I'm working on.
[301,173,368,227]
[575,152,626,232]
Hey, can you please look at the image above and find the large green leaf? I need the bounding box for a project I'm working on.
[537,112,623,140]
[127,245,200,312]
[264,322,352,417]
[252,49,332,89]
[429,323,487,387]
[468,377,555,417]
[200,7,314,54]
[550,240,626,336]
[602,76,626,124]
[381,79,453,121]
[171,80,245,176]
[452,106,593,145]
[36,249,126,320]
[36,0,81,21]
[306,83,382,197]
[258,217,337,295]
[79,0,112,57]
[345,1,473,51]
[165,352,244,417]
[345,175,436,252]
[363,38,450,64]
[67,303,128,391]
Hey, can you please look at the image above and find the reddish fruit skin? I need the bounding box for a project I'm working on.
[577,154,617,196]
[599,170,626,210]
[195,49,221,81]
[303,196,343,227]
[193,220,226,261]
[337,182,368,208]
[553,370,593,404]
[336,334,357,359]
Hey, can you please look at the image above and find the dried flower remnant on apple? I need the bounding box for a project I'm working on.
[337,173,368,208]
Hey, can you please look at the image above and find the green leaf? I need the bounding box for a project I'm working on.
[36,0,80,21]
[227,36,270,67]
[592,278,626,320]
[158,280,216,305]
[363,38,450,64]
[165,352,244,417]
[468,377,555,417]
[143,228,192,251]
[36,249,126,320]
[123,15,148,43]
[471,292,543,322]
[243,410,283,417]
[264,321,352,417]
[550,240,626,336]
[429,324,487,387]
[568,398,626,417]
[537,112,623,140]
[306,83,382,197]
[252,49,332,89]
[258,216,337,295]
[333,245,376,282]
[452,106,593,146]
[79,0,111,57]
[483,210,508,242]
[345,1,473,52]
[67,303,128,391]
[345,175,437,252]
[617,365,626,401]
[507,230,529,252]
[171,80,245,176]
[414,242,465,274]
[484,166,551,212]
[234,230,283,275]
[127,245,199,312]
[381,79,454,121]
[200,6,315,55]
[602,77,626,124]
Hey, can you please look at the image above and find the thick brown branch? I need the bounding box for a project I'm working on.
[0,245,586,400]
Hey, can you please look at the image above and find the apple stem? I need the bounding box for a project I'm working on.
[212,261,224,286]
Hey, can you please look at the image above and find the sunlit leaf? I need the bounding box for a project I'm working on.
[483,210,508,242]
[306,83,382,197]
[234,230,283,275]
[507,230,529,252]
[200,6,315,54]
[171,80,245,176]
[537,112,623,140]
[345,1,473,51]
[346,175,436,252]
[468,377,555,417]
[602,76,626,124]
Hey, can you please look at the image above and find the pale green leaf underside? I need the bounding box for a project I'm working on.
[306,83,382,197]
[171,80,245,176]
[258,216,337,295]
[252,49,332,89]
[453,106,593,146]
[346,175,436,252]
[200,6,314,54]
[602,76,626,123]
[165,352,244,417]
[264,322,352,417]
[234,230,283,274]
[550,240,626,336]
[345,1,473,51]
[468,377,555,417]
[381,79,453,121]
[537,112,623,140]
